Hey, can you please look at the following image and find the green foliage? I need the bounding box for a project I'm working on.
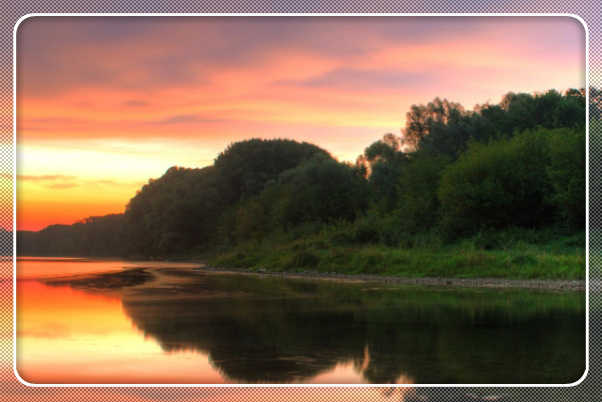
[546,128,586,229]
[123,139,335,256]
[438,127,585,237]
[17,214,127,257]
[214,138,331,204]
[591,119,602,228]
[231,156,369,242]
[396,152,451,233]
[358,133,408,211]
[363,133,402,163]
[406,89,585,160]
[276,156,369,226]
[233,198,268,242]
[402,98,465,152]
[285,250,320,269]
[438,130,554,236]
[210,227,585,280]
[499,89,586,133]
[18,88,588,280]
[125,166,221,256]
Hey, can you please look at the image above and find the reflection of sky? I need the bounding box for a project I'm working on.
[15,16,585,230]
[17,280,229,384]
[15,279,384,384]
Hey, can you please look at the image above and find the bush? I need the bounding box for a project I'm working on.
[284,250,320,269]
[214,138,331,204]
[269,156,369,229]
[438,129,554,237]
[352,219,380,244]
[546,128,586,229]
[396,152,451,233]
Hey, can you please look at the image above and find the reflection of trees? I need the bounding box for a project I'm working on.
[121,274,585,384]
[123,297,367,383]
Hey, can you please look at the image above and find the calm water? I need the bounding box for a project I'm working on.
[16,257,586,384]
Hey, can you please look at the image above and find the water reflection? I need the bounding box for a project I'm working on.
[17,280,229,384]
[17,263,585,384]
[120,272,585,384]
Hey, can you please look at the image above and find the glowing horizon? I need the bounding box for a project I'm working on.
[16,16,585,231]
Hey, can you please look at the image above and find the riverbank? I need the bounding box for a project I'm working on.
[208,230,586,282]
[42,264,585,292]
[24,229,586,291]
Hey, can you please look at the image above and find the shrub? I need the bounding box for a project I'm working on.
[284,250,320,269]
[270,156,370,229]
[546,128,586,229]
[438,129,553,237]
[396,152,451,233]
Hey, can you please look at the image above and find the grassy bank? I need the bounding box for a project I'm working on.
[209,228,586,280]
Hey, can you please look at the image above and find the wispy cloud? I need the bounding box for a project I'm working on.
[17,17,584,97]
[154,114,224,125]
[18,174,143,191]
[275,68,431,91]
[122,99,149,107]
[18,174,76,181]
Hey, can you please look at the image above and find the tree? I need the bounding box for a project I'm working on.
[401,98,465,151]
[17,214,128,257]
[396,153,451,233]
[546,128,586,229]
[214,138,331,204]
[125,166,221,256]
[438,130,554,236]
[357,134,408,211]
[262,156,369,232]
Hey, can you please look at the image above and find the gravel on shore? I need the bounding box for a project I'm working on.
[40,263,585,292]
[202,266,586,291]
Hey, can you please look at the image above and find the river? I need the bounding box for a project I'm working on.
[15,257,586,384]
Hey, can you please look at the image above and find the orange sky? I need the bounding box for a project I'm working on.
[15,16,586,231]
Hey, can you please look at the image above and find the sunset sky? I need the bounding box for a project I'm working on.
[15,16,585,231]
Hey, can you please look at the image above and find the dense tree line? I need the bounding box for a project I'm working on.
[17,214,128,257]
[358,89,585,239]
[17,89,589,258]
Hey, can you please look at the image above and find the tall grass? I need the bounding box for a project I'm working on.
[209,225,585,280]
